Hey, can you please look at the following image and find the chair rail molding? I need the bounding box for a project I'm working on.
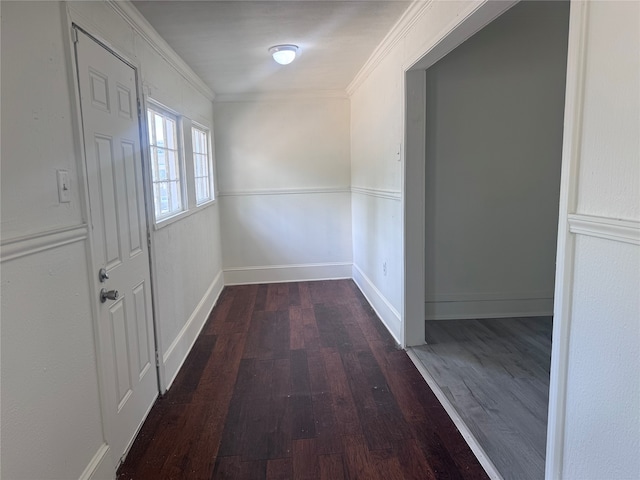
[568,214,640,245]
[0,224,89,263]
[219,187,350,197]
[351,186,402,200]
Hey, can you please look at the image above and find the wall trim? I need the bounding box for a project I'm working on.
[568,214,640,245]
[425,290,554,303]
[78,443,111,480]
[347,0,434,96]
[546,2,590,478]
[105,1,215,101]
[219,187,351,197]
[406,349,503,480]
[0,225,89,263]
[352,264,402,345]
[425,298,554,321]
[407,2,518,72]
[223,262,352,285]
[215,90,348,103]
[161,270,225,391]
[351,186,402,200]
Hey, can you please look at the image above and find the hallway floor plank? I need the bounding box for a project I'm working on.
[118,280,488,480]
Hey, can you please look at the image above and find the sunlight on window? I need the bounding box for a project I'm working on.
[191,126,213,204]
[147,107,184,221]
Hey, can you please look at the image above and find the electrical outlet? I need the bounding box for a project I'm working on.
[383,261,387,276]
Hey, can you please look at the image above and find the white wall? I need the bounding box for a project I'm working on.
[1,3,106,479]
[214,97,352,284]
[424,1,569,320]
[1,1,223,478]
[351,1,639,478]
[350,1,485,344]
[551,2,640,478]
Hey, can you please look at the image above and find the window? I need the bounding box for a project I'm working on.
[147,106,184,221]
[191,125,214,204]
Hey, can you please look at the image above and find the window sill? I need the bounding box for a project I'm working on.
[195,197,216,209]
[153,198,217,231]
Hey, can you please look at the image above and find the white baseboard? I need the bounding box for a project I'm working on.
[351,264,402,344]
[406,349,503,480]
[425,297,553,320]
[223,262,352,285]
[162,270,225,391]
[79,443,112,480]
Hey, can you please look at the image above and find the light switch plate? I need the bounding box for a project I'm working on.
[57,170,71,203]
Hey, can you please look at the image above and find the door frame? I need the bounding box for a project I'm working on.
[63,7,162,468]
[402,1,583,478]
[402,0,518,348]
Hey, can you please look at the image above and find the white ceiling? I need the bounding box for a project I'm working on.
[132,1,413,95]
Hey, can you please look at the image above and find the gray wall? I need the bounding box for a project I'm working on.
[425,1,570,320]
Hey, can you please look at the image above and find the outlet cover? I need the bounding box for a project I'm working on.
[57,170,71,203]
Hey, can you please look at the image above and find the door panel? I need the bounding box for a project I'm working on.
[75,28,158,466]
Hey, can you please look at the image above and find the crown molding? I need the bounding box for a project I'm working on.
[214,90,349,103]
[105,0,215,101]
[346,0,433,96]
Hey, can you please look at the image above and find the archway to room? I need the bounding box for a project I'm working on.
[403,1,570,479]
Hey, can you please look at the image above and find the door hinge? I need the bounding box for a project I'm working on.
[137,99,143,118]
[146,230,151,248]
[155,351,160,368]
[71,28,79,44]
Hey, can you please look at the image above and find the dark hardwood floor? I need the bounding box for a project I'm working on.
[118,280,488,480]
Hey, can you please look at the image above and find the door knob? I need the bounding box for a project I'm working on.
[100,289,119,303]
[98,268,109,283]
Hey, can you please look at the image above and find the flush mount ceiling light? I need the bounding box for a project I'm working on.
[269,44,299,65]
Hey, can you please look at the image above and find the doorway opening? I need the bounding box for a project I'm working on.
[404,1,570,478]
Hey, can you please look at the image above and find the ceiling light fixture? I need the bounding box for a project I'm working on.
[269,44,299,65]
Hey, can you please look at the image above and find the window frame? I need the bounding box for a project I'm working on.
[190,122,215,206]
[146,102,187,224]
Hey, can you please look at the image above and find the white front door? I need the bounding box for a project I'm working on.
[75,28,158,465]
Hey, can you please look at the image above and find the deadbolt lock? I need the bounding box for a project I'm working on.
[98,268,109,283]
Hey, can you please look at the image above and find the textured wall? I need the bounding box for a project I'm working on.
[1,1,224,477]
[349,1,482,341]
[1,4,106,479]
[559,2,640,478]
[214,97,352,283]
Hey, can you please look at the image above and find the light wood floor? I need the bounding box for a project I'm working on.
[411,317,553,480]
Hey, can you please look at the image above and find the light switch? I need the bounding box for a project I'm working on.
[57,170,71,203]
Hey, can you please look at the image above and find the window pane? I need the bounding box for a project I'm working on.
[148,106,184,220]
[192,126,213,204]
[166,118,176,150]
[154,114,164,146]
[194,154,202,177]
[159,182,169,215]
[170,181,181,211]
